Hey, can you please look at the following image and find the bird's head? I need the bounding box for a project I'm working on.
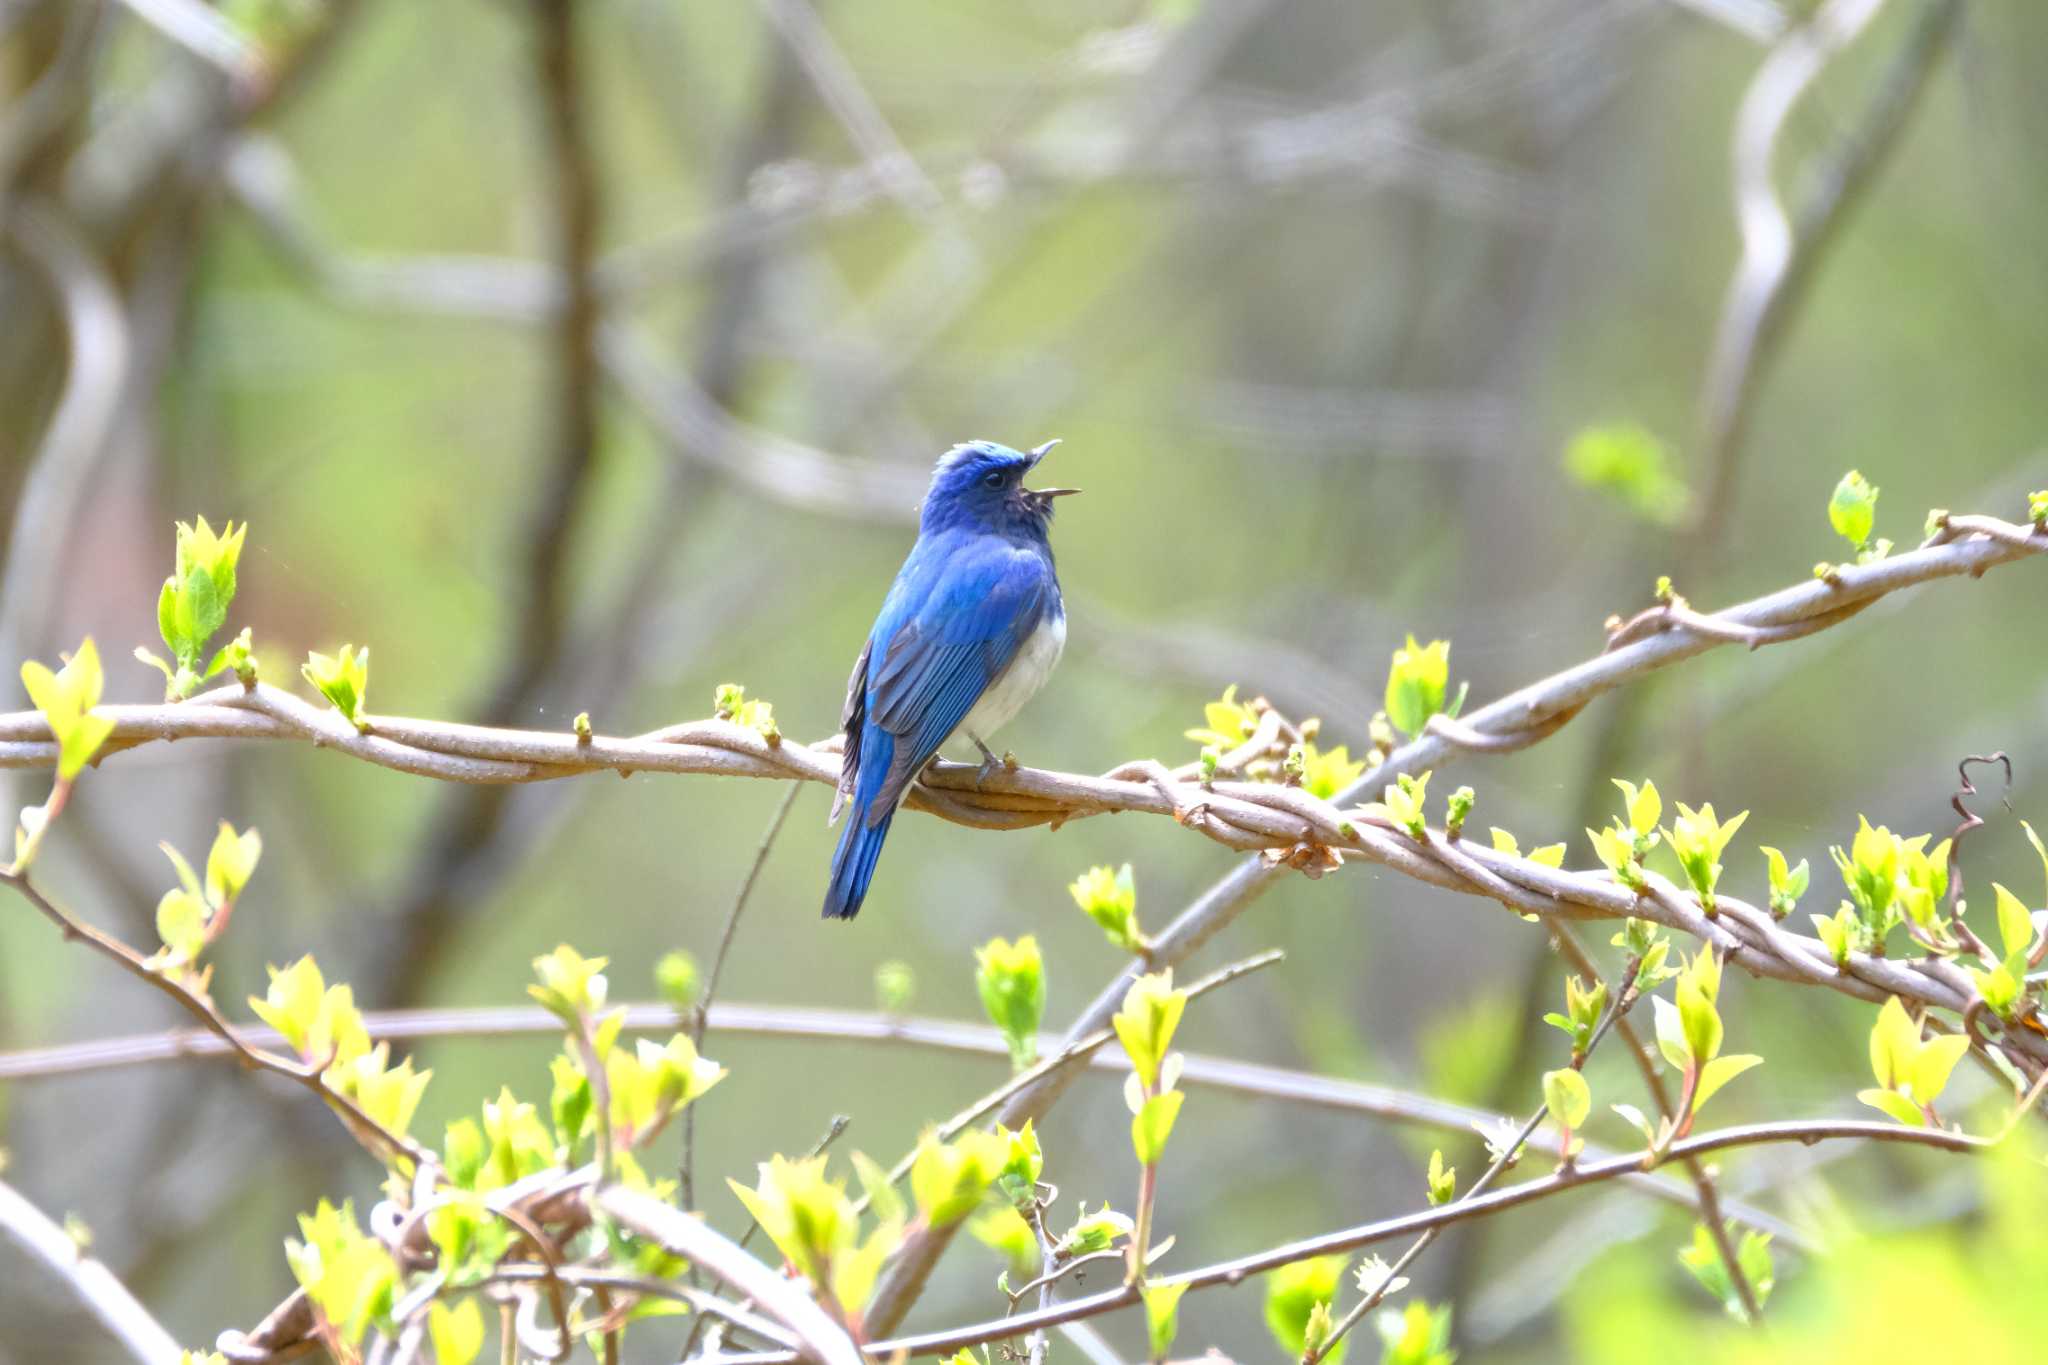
[920,439,1078,537]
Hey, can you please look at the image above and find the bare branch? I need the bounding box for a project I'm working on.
[721,1120,1991,1362]
[1694,0,1961,550]
[0,1178,183,1365]
[597,1184,864,1365]
[0,996,1806,1246]
[0,867,431,1169]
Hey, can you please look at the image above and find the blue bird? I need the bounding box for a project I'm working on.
[823,439,1076,920]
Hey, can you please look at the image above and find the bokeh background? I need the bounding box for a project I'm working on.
[3,0,2047,1360]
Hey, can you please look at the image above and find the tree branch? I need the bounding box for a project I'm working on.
[717,1120,1991,1363]
[0,997,1807,1247]
[0,1177,183,1365]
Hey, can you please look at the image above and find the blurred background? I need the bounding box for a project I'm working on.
[3,0,2046,1360]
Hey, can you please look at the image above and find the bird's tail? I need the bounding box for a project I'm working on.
[822,806,895,920]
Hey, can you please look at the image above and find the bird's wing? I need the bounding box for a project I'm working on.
[831,635,872,824]
[860,542,1052,820]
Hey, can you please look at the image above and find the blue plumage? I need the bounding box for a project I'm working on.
[823,439,1075,920]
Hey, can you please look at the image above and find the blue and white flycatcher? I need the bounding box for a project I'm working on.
[822,439,1074,920]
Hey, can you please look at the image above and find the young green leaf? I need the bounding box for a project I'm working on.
[1678,1224,1774,1320]
[20,637,116,782]
[1385,635,1450,739]
[1374,1300,1456,1365]
[1666,802,1748,910]
[1142,1280,1189,1360]
[1563,422,1691,526]
[1184,684,1258,750]
[1692,1054,1761,1114]
[1131,1090,1185,1165]
[1759,845,1808,919]
[1828,470,1878,551]
[1070,863,1143,952]
[1112,971,1187,1090]
[302,645,370,731]
[1265,1255,1349,1364]
[1425,1148,1456,1206]
[427,1299,485,1365]
[976,936,1046,1069]
[1542,1068,1591,1131]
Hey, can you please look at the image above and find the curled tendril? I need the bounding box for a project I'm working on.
[1947,752,2013,908]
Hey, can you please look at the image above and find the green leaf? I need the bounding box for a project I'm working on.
[427,1299,485,1365]
[1828,469,1879,549]
[1299,742,1366,800]
[1058,1204,1132,1257]
[549,1054,592,1154]
[1612,779,1662,841]
[155,889,209,963]
[1666,803,1748,909]
[1143,1281,1188,1360]
[1385,634,1450,739]
[204,822,262,908]
[976,936,1046,1070]
[1692,1054,1761,1115]
[1652,995,1691,1069]
[1910,1034,1971,1108]
[528,945,609,1025]
[1070,863,1143,952]
[852,1151,907,1226]
[1678,1223,1774,1320]
[1425,1148,1456,1206]
[1677,969,1723,1064]
[1112,971,1186,1090]
[655,951,700,1010]
[1563,422,1691,525]
[1265,1255,1349,1364]
[301,645,370,730]
[1610,1103,1657,1144]
[1184,684,1257,750]
[1868,997,1917,1090]
[1857,1088,1926,1126]
[160,840,203,901]
[21,638,115,781]
[968,1205,1038,1279]
[1374,1299,1456,1365]
[1542,1068,1591,1130]
[1993,883,2035,964]
[910,1130,1007,1228]
[1131,1090,1185,1165]
[873,959,915,1013]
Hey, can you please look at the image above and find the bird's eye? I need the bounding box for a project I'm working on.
[983,470,1005,488]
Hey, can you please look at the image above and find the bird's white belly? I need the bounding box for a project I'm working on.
[958,611,1065,743]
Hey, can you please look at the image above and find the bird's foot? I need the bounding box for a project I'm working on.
[968,733,1017,790]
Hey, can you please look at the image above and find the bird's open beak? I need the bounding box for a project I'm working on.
[1024,439,1078,503]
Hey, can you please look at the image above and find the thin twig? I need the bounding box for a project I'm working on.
[1694,0,1961,554]
[717,1120,1991,1363]
[0,867,429,1168]
[1306,948,1641,1363]
[1553,928,1761,1322]
[597,1184,864,1365]
[686,782,805,1216]
[0,998,1804,1246]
